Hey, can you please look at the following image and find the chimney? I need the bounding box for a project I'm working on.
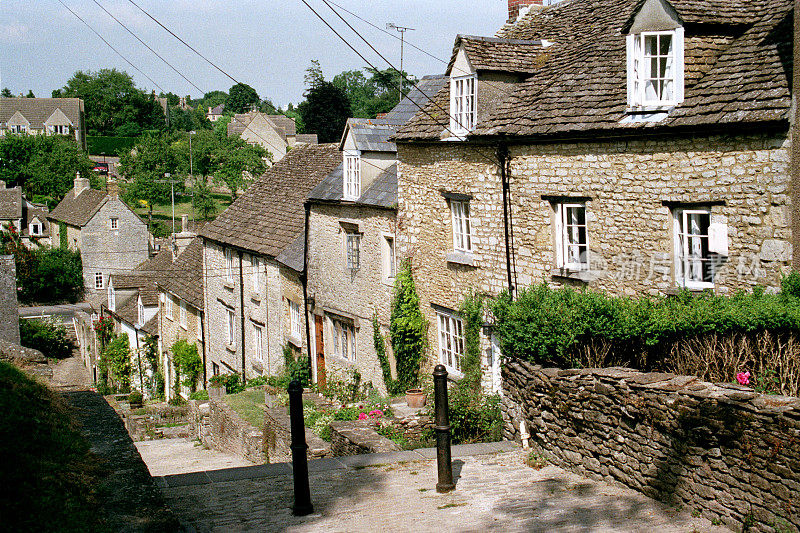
[0,180,5,189]
[181,214,189,233]
[73,172,90,198]
[508,0,544,22]
[107,180,120,197]
[172,214,195,258]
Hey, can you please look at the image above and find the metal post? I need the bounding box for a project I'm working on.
[288,379,313,515]
[434,364,455,493]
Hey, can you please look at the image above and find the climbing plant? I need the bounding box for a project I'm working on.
[101,334,132,393]
[459,290,484,394]
[373,312,398,394]
[141,335,163,399]
[389,262,427,392]
[172,340,202,394]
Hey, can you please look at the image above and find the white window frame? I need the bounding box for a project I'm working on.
[346,231,361,271]
[138,298,144,325]
[94,272,104,290]
[196,313,203,341]
[29,222,41,236]
[252,321,264,362]
[450,200,472,253]
[673,207,725,290]
[110,217,118,230]
[179,299,187,329]
[226,306,236,346]
[382,233,396,283]
[251,255,261,292]
[108,286,116,312]
[450,74,477,136]
[554,203,589,271]
[224,247,235,283]
[331,316,356,361]
[343,150,361,200]
[165,294,173,320]
[437,310,464,375]
[627,28,684,109]
[289,300,302,339]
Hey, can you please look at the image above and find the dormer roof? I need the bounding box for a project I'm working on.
[447,35,544,76]
[339,118,397,152]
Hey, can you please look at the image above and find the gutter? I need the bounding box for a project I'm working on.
[237,250,246,384]
[302,201,313,382]
[498,143,515,297]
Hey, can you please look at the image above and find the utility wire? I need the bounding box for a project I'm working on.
[56,0,164,92]
[91,0,205,95]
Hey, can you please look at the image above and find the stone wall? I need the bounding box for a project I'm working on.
[205,398,265,464]
[501,359,800,531]
[0,255,19,344]
[330,420,401,456]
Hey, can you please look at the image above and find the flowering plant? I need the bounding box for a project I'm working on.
[736,371,751,386]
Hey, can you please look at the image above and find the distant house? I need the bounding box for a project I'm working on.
[200,143,341,382]
[0,97,87,150]
[227,111,310,164]
[206,104,225,122]
[0,182,50,247]
[48,175,149,296]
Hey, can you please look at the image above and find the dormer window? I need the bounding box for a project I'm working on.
[343,150,361,200]
[450,75,476,136]
[627,28,684,109]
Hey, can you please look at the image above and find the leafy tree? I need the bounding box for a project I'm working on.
[199,90,227,110]
[19,318,72,359]
[119,132,183,207]
[298,81,352,143]
[211,137,269,199]
[1,88,12,97]
[25,90,35,98]
[191,177,216,220]
[0,135,95,202]
[304,59,325,89]
[333,67,417,118]
[225,83,260,114]
[389,262,427,391]
[53,69,165,136]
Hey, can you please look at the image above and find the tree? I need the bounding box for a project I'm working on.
[119,133,183,225]
[389,263,428,392]
[1,88,12,97]
[191,177,216,220]
[0,135,95,202]
[225,83,260,114]
[298,82,352,143]
[199,90,227,110]
[53,69,165,136]
[211,137,269,199]
[333,67,418,118]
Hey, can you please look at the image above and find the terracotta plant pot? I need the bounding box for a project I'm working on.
[405,388,427,408]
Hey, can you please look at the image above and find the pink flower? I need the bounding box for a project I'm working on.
[369,409,383,418]
[358,413,368,421]
[736,371,751,386]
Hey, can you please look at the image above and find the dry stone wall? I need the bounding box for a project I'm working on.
[330,420,401,456]
[501,359,800,532]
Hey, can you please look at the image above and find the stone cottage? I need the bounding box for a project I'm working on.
[48,175,149,296]
[0,97,87,150]
[393,0,793,388]
[0,182,50,247]
[304,76,447,391]
[200,143,341,383]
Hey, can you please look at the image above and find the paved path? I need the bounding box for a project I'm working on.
[136,438,253,477]
[157,443,728,533]
[18,302,93,321]
[49,354,92,391]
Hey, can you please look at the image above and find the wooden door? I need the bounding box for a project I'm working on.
[315,315,326,390]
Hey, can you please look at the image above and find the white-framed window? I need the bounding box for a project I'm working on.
[138,298,144,325]
[346,231,361,270]
[196,313,203,340]
[382,234,396,281]
[450,74,476,136]
[252,321,264,362]
[673,207,727,289]
[343,150,361,200]
[49,124,69,135]
[108,286,116,312]
[451,200,472,253]
[94,272,104,290]
[179,300,187,329]
[437,310,464,374]
[226,306,236,346]
[10,124,27,134]
[251,255,261,292]
[110,217,118,230]
[225,247,234,283]
[627,29,684,108]
[289,300,302,339]
[29,222,41,236]
[554,203,588,270]
[331,317,355,361]
[165,294,173,319]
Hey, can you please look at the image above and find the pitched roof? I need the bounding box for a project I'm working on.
[383,75,448,126]
[342,118,397,152]
[0,98,83,130]
[267,115,297,137]
[275,233,305,273]
[200,143,341,257]
[308,163,397,209]
[296,134,319,144]
[0,187,22,219]
[447,35,544,75]
[158,238,203,309]
[396,0,791,141]
[48,188,108,227]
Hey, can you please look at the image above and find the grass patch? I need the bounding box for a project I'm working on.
[0,361,109,532]
[437,503,467,510]
[223,388,266,428]
[130,193,231,223]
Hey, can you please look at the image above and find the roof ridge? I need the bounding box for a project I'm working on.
[457,34,541,45]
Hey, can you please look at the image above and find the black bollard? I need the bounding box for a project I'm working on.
[288,379,313,516]
[433,364,455,493]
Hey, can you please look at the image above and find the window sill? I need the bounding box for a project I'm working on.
[441,364,464,381]
[223,281,235,290]
[382,276,396,287]
[250,291,261,303]
[287,334,302,348]
[446,251,475,267]
[225,344,237,353]
[551,267,595,283]
[672,282,714,292]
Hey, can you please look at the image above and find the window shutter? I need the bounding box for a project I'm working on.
[708,222,728,256]
[626,35,635,108]
[674,27,685,104]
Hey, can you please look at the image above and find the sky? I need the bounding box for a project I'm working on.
[2,0,508,108]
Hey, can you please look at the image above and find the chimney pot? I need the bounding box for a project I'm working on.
[181,214,189,233]
[74,172,90,198]
[508,0,544,22]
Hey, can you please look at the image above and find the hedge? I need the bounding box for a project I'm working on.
[86,136,137,157]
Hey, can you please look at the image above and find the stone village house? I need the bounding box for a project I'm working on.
[228,111,315,164]
[0,182,50,247]
[200,143,341,382]
[0,97,87,150]
[48,175,150,296]
[304,76,447,392]
[393,0,794,387]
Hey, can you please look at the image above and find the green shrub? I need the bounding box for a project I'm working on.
[6,245,83,304]
[448,389,502,444]
[128,390,143,406]
[100,334,132,393]
[781,272,800,299]
[209,372,245,394]
[172,340,202,393]
[389,263,427,391]
[19,317,72,359]
[86,135,137,157]
[189,390,209,401]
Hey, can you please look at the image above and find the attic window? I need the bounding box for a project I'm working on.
[343,150,361,200]
[450,74,476,136]
[627,29,684,109]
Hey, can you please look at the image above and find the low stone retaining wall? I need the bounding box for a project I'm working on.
[330,421,401,456]
[502,360,800,532]
[388,412,434,443]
